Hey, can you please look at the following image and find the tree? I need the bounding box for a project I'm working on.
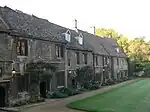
[128,37,150,62]
[96,28,129,55]
[96,27,150,76]
[96,28,119,41]
[117,35,129,55]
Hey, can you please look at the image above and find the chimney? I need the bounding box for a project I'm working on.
[75,19,77,29]
[90,26,96,35]
[93,26,96,35]
[74,19,78,32]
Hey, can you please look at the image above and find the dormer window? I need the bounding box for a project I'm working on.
[16,39,28,56]
[115,48,119,53]
[75,33,83,45]
[65,30,71,42]
[79,33,83,45]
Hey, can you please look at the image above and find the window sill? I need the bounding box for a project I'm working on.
[17,56,28,59]
[94,65,103,68]
[56,57,62,60]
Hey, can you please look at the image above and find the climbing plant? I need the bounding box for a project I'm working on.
[26,60,57,81]
[26,61,57,101]
[76,66,94,88]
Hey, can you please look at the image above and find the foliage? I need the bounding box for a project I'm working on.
[26,61,57,81]
[76,66,94,87]
[143,62,150,76]
[84,80,100,90]
[96,28,150,74]
[60,88,81,96]
[128,38,150,62]
[96,28,119,41]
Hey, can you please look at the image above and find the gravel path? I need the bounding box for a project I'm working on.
[22,79,138,112]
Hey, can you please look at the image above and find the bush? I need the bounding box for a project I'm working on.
[60,88,81,96]
[60,88,73,96]
[83,81,100,90]
[79,88,89,92]
[51,91,68,98]
[143,64,150,75]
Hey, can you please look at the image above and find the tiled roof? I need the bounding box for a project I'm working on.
[0,6,67,42]
[79,30,109,56]
[103,38,127,58]
[0,6,91,52]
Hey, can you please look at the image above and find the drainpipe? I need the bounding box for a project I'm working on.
[64,45,68,88]
[92,52,95,80]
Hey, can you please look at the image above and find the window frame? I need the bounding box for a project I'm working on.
[95,55,98,66]
[68,59,71,66]
[76,52,80,65]
[117,58,119,65]
[16,39,28,56]
[0,67,2,77]
[83,53,88,65]
[55,44,64,58]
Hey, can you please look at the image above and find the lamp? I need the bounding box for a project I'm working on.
[68,70,72,74]
[12,68,16,75]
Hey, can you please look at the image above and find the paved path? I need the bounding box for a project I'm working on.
[21,79,138,112]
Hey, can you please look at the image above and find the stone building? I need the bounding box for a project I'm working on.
[0,6,128,107]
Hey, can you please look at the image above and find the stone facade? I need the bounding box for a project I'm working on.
[0,6,129,107]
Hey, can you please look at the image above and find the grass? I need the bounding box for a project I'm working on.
[67,79,150,112]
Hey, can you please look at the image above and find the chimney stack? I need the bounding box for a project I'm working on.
[75,19,77,29]
[90,26,96,35]
[93,26,96,35]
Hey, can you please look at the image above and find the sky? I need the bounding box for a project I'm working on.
[1,0,150,41]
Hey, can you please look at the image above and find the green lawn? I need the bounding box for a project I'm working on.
[67,79,150,112]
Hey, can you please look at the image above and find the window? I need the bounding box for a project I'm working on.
[95,55,98,66]
[83,53,87,64]
[75,33,83,45]
[68,59,71,66]
[16,39,28,56]
[65,30,71,42]
[56,45,64,58]
[104,57,108,65]
[117,58,119,65]
[49,45,52,58]
[76,52,80,64]
[0,67,2,77]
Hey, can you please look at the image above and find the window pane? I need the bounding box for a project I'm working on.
[60,45,64,57]
[95,56,98,66]
[76,52,80,64]
[56,45,59,57]
[68,59,71,66]
[16,39,28,56]
[83,53,87,64]
[117,58,119,65]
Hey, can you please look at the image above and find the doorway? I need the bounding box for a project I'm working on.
[0,86,5,107]
[40,81,46,98]
[72,79,76,88]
